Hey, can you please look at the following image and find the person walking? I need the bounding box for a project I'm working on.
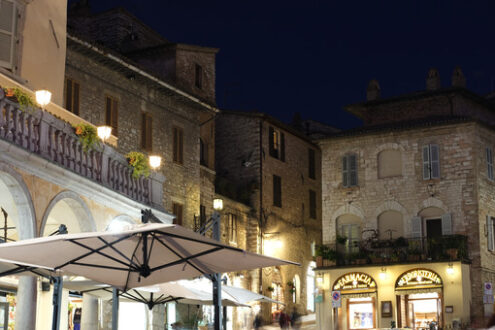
[278,309,290,329]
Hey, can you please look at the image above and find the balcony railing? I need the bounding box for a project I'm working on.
[315,234,469,268]
[0,90,156,206]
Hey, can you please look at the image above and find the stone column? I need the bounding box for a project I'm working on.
[150,304,165,330]
[81,294,99,330]
[15,276,37,330]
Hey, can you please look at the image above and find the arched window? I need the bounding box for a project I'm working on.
[378,210,404,240]
[337,214,362,253]
[378,149,402,178]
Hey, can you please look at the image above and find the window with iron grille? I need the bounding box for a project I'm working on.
[64,78,80,115]
[269,126,285,161]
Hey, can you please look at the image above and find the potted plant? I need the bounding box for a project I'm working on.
[126,151,151,179]
[287,281,296,294]
[74,123,100,152]
[3,87,36,111]
[315,244,326,267]
[336,234,348,245]
[370,252,383,264]
[323,248,337,267]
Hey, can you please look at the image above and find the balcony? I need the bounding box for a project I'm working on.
[315,234,469,268]
[0,89,162,207]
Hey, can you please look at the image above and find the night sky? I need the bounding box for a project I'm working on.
[78,0,495,129]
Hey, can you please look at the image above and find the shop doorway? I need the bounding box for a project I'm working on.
[426,219,442,238]
[397,292,441,329]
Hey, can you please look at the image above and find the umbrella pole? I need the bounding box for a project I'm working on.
[112,288,119,330]
[51,276,63,330]
[212,211,223,330]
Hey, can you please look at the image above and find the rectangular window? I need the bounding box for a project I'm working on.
[268,126,285,161]
[195,64,203,89]
[273,175,282,207]
[309,190,317,219]
[172,203,183,226]
[308,148,316,179]
[489,216,495,252]
[105,96,118,137]
[342,154,358,187]
[200,204,206,228]
[0,0,17,70]
[422,144,440,180]
[173,126,184,164]
[487,147,494,181]
[141,112,152,151]
[228,213,237,243]
[64,78,80,115]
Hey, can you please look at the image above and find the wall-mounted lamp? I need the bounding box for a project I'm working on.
[447,263,455,275]
[35,89,52,109]
[316,274,323,285]
[149,155,162,169]
[97,125,112,142]
[213,198,223,211]
[379,267,387,280]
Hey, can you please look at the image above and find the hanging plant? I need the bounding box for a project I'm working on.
[4,87,36,111]
[73,123,100,152]
[126,151,151,179]
[266,286,274,292]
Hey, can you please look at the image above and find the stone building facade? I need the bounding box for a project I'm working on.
[316,68,495,329]
[216,111,323,320]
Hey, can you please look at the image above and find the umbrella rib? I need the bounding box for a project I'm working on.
[97,237,140,267]
[150,246,224,273]
[124,233,145,292]
[155,230,244,252]
[151,232,213,274]
[59,238,140,271]
[70,261,133,272]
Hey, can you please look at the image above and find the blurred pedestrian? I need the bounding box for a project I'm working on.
[279,309,290,329]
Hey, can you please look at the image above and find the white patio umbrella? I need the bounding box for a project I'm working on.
[222,285,283,305]
[0,223,298,291]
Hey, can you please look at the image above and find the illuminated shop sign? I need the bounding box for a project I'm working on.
[333,272,377,292]
[396,269,442,289]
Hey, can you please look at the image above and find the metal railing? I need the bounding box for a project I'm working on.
[0,90,151,205]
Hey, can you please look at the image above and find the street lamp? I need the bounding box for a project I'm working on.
[213,198,223,211]
[97,125,112,142]
[35,89,51,109]
[149,155,162,169]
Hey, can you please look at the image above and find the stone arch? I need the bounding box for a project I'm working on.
[374,200,407,220]
[41,191,96,235]
[413,197,448,216]
[0,162,36,239]
[331,203,364,223]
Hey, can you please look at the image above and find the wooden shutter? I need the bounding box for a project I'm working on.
[280,132,285,162]
[430,144,440,178]
[173,203,183,226]
[269,126,276,158]
[309,148,316,179]
[422,145,430,180]
[441,213,452,235]
[488,216,494,252]
[342,156,348,187]
[0,0,16,69]
[141,113,152,151]
[349,154,357,186]
[487,148,494,180]
[411,216,422,238]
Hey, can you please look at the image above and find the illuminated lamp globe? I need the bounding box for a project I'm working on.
[446,264,455,275]
[213,198,223,211]
[97,126,112,142]
[149,155,162,169]
[35,90,52,107]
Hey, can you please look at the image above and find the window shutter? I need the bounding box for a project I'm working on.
[280,132,285,162]
[349,154,357,186]
[430,144,440,178]
[269,126,275,157]
[487,148,494,180]
[342,156,348,187]
[488,216,494,252]
[0,0,16,69]
[411,216,422,238]
[422,145,430,180]
[441,213,452,236]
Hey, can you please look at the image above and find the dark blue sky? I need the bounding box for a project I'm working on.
[83,0,495,129]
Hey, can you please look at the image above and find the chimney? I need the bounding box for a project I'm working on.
[426,68,441,90]
[366,79,381,101]
[451,66,466,88]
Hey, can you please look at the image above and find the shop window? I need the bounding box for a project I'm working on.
[342,154,358,187]
[64,78,80,115]
[105,95,118,137]
[141,112,152,151]
[308,148,316,179]
[172,203,183,226]
[422,144,440,180]
[269,126,285,161]
[173,126,184,165]
[0,0,17,71]
[273,175,282,207]
[348,297,375,330]
[487,147,494,181]
[378,149,402,178]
